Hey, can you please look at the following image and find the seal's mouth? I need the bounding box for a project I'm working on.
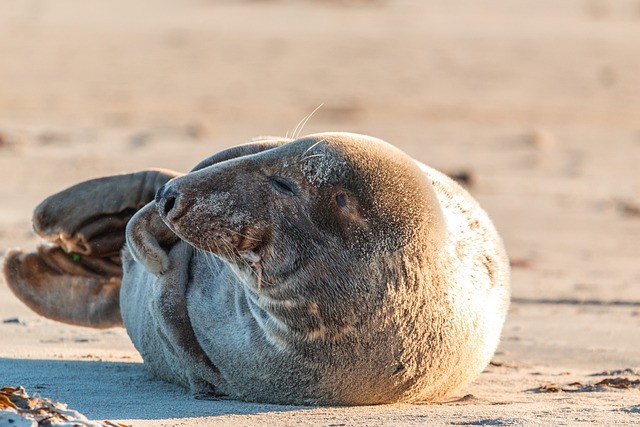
[239,247,263,264]
[187,229,270,290]
[202,228,262,258]
[237,244,269,289]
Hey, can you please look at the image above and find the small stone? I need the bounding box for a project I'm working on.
[526,128,555,150]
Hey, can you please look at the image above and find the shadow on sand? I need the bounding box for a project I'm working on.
[0,357,310,421]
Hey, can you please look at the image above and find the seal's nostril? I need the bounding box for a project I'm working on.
[156,185,180,218]
[163,195,176,216]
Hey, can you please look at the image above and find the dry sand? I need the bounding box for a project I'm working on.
[1,0,639,425]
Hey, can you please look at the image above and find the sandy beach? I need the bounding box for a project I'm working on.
[1,0,639,425]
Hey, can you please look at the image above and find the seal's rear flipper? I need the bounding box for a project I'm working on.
[33,169,180,257]
[2,169,180,328]
[3,246,123,328]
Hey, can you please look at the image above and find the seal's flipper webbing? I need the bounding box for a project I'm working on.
[3,246,123,328]
[3,169,180,328]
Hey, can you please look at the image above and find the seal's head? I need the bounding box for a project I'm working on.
[155,132,446,340]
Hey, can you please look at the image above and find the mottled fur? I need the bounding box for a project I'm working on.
[3,133,510,405]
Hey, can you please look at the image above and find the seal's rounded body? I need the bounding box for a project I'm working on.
[4,133,509,405]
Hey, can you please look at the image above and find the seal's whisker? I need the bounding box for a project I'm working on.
[303,137,328,155]
[199,239,221,277]
[246,256,275,289]
[232,243,254,271]
[218,239,237,266]
[221,227,260,242]
[214,235,272,290]
[291,110,307,140]
[205,250,221,277]
[300,153,325,162]
[200,235,223,277]
[293,104,324,140]
[255,263,263,290]
[194,248,208,275]
[256,267,276,288]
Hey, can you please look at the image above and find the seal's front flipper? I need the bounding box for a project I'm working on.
[33,168,181,257]
[3,246,123,328]
[126,202,179,275]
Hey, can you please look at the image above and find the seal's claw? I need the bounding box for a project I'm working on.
[3,247,123,328]
[35,210,134,257]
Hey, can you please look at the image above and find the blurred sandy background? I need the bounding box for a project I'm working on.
[1,0,640,425]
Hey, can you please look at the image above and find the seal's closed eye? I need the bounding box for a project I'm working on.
[269,176,296,195]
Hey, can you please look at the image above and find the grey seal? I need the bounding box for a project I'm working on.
[3,132,510,405]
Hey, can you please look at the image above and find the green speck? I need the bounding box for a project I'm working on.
[71,254,81,262]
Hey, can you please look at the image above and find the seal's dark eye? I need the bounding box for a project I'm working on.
[270,176,296,195]
[336,193,347,208]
